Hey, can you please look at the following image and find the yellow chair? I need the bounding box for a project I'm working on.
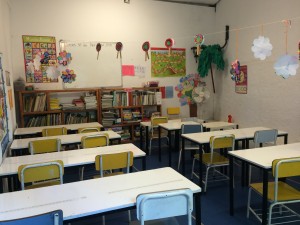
[166,107,180,120]
[18,160,64,190]
[247,157,300,225]
[42,127,67,137]
[149,117,169,155]
[78,127,101,133]
[79,133,109,180]
[191,134,235,192]
[95,151,133,225]
[29,139,61,154]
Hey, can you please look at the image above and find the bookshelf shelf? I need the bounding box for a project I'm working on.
[19,88,100,127]
[100,87,162,142]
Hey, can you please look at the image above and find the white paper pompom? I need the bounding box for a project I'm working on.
[251,36,273,60]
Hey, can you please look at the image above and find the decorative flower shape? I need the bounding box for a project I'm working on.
[57,50,72,66]
[61,69,76,83]
[251,36,273,60]
[274,55,299,79]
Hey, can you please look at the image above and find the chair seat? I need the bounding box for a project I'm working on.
[25,180,61,190]
[194,152,229,166]
[250,181,300,201]
[130,218,180,225]
[94,171,123,179]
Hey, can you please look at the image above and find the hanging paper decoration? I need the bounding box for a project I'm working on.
[57,50,72,66]
[142,41,150,61]
[96,43,101,60]
[274,55,299,79]
[175,73,201,106]
[230,60,241,81]
[194,34,204,55]
[273,19,298,78]
[116,42,123,58]
[165,38,174,56]
[40,51,50,64]
[61,69,76,83]
[251,36,273,60]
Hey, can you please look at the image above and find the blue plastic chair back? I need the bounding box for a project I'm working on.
[181,124,203,134]
[254,129,278,147]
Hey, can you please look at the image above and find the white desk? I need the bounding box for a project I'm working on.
[14,122,103,137]
[181,127,288,187]
[10,131,121,156]
[0,167,202,225]
[228,143,300,225]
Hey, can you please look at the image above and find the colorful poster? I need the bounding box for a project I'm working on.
[151,47,186,77]
[235,65,247,94]
[0,55,9,157]
[22,35,57,83]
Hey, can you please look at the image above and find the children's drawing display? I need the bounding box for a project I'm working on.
[61,41,122,88]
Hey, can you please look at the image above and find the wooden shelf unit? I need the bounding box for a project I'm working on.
[18,88,100,128]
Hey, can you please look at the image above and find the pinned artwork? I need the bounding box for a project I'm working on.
[175,74,201,106]
[96,43,101,60]
[235,65,247,94]
[116,42,123,58]
[57,50,72,66]
[274,55,299,79]
[251,36,273,60]
[142,41,150,61]
[22,35,57,83]
[61,69,76,83]
[230,60,241,82]
[165,38,174,56]
[194,34,204,55]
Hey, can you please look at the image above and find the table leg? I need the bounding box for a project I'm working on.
[145,126,149,155]
[284,134,288,144]
[158,126,161,162]
[262,169,268,225]
[140,125,143,150]
[0,177,3,193]
[194,192,201,225]
[198,144,203,189]
[142,157,146,170]
[168,130,172,167]
[175,130,180,153]
[181,138,185,175]
[229,156,234,216]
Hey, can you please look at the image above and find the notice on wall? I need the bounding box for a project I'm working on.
[235,65,247,94]
[22,35,58,83]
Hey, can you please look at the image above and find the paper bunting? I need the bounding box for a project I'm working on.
[116,42,123,58]
[194,34,204,55]
[57,50,72,66]
[142,41,150,61]
[165,38,174,56]
[61,69,76,83]
[251,36,273,60]
[274,55,299,79]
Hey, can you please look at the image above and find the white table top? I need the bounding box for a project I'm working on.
[0,144,145,177]
[202,121,237,130]
[229,142,300,169]
[159,121,200,131]
[14,122,103,136]
[10,131,121,150]
[0,167,201,221]
[182,127,288,144]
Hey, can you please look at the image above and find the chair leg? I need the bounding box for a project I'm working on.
[102,215,105,225]
[79,167,84,181]
[268,203,275,225]
[191,158,196,179]
[128,210,131,222]
[204,166,210,192]
[149,139,152,155]
[177,150,182,170]
[246,188,252,218]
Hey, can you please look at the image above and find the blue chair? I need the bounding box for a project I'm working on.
[0,210,63,225]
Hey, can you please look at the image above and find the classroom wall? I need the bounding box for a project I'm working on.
[0,0,16,143]
[9,0,217,120]
[212,0,300,143]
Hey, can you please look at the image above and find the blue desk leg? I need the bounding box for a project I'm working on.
[229,156,234,216]
[262,169,269,225]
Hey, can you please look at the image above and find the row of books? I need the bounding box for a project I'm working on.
[25,114,61,127]
[82,93,98,109]
[65,113,88,124]
[123,110,142,123]
[23,93,47,112]
[102,110,120,126]
[104,127,130,141]
[112,91,129,107]
[101,93,114,108]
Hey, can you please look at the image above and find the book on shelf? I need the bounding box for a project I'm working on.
[102,93,114,108]
[65,113,88,124]
[24,93,47,112]
[25,114,61,127]
[50,98,61,110]
[112,91,129,107]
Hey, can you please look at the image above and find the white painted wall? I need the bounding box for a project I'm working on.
[213,0,300,143]
[9,0,216,119]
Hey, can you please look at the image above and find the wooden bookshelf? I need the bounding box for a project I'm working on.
[99,87,162,142]
[18,88,100,128]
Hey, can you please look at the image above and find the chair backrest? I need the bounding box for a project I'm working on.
[181,117,204,123]
[42,127,67,137]
[136,189,193,225]
[0,210,63,225]
[29,139,61,154]
[151,117,168,127]
[18,160,64,190]
[78,127,101,133]
[167,107,180,115]
[81,133,109,148]
[95,151,133,177]
[182,124,203,134]
[210,134,235,150]
[272,157,300,201]
[254,129,278,147]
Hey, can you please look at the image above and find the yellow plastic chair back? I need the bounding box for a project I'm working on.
[29,139,61,154]
[18,160,64,190]
[272,157,300,178]
[95,151,133,177]
[42,127,67,137]
[151,117,168,127]
[81,133,109,148]
[210,134,235,150]
[78,127,101,133]
[167,107,180,115]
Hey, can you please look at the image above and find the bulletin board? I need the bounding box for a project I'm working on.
[61,41,122,88]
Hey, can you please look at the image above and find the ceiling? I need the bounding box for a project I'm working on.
[152,0,222,7]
